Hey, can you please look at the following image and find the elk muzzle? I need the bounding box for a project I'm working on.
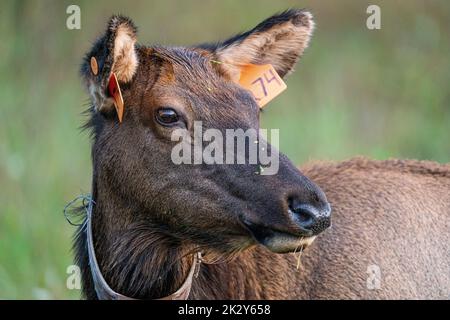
[242,168,331,253]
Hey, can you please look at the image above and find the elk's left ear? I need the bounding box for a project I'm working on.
[202,9,314,81]
[81,15,138,116]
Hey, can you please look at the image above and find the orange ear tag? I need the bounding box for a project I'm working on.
[238,64,287,108]
[90,56,98,75]
[108,73,124,122]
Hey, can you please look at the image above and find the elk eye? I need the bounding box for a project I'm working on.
[155,108,179,126]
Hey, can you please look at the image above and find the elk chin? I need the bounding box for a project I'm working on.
[260,234,317,254]
[243,221,317,253]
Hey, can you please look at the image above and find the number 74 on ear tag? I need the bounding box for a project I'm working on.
[238,64,287,108]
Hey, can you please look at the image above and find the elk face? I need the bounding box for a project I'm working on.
[82,10,331,256]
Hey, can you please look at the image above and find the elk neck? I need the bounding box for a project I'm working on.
[85,178,201,299]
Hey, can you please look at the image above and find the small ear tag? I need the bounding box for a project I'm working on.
[108,73,124,122]
[90,56,98,76]
[238,64,287,108]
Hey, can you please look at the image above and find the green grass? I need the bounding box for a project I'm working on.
[0,0,449,299]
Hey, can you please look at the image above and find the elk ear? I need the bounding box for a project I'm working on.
[202,9,314,82]
[81,15,138,116]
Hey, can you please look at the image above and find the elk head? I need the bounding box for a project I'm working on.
[81,10,330,258]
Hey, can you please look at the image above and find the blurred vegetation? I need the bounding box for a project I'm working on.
[0,0,448,299]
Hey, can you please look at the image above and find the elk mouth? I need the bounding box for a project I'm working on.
[242,220,317,253]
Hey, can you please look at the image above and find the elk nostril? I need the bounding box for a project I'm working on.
[288,198,316,229]
[287,196,331,235]
[297,209,314,225]
[291,206,315,229]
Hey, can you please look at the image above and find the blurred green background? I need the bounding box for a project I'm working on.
[0,0,449,299]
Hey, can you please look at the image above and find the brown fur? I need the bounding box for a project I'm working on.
[296,157,450,299]
[186,158,450,299]
[75,11,450,300]
[77,157,450,299]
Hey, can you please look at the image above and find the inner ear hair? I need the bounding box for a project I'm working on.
[109,16,139,83]
[81,15,139,115]
[205,9,315,80]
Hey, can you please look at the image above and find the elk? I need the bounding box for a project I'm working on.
[74,9,450,299]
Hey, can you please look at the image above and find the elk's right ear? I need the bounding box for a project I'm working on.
[200,9,314,82]
[81,15,138,115]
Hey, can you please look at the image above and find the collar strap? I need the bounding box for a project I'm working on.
[86,199,201,300]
